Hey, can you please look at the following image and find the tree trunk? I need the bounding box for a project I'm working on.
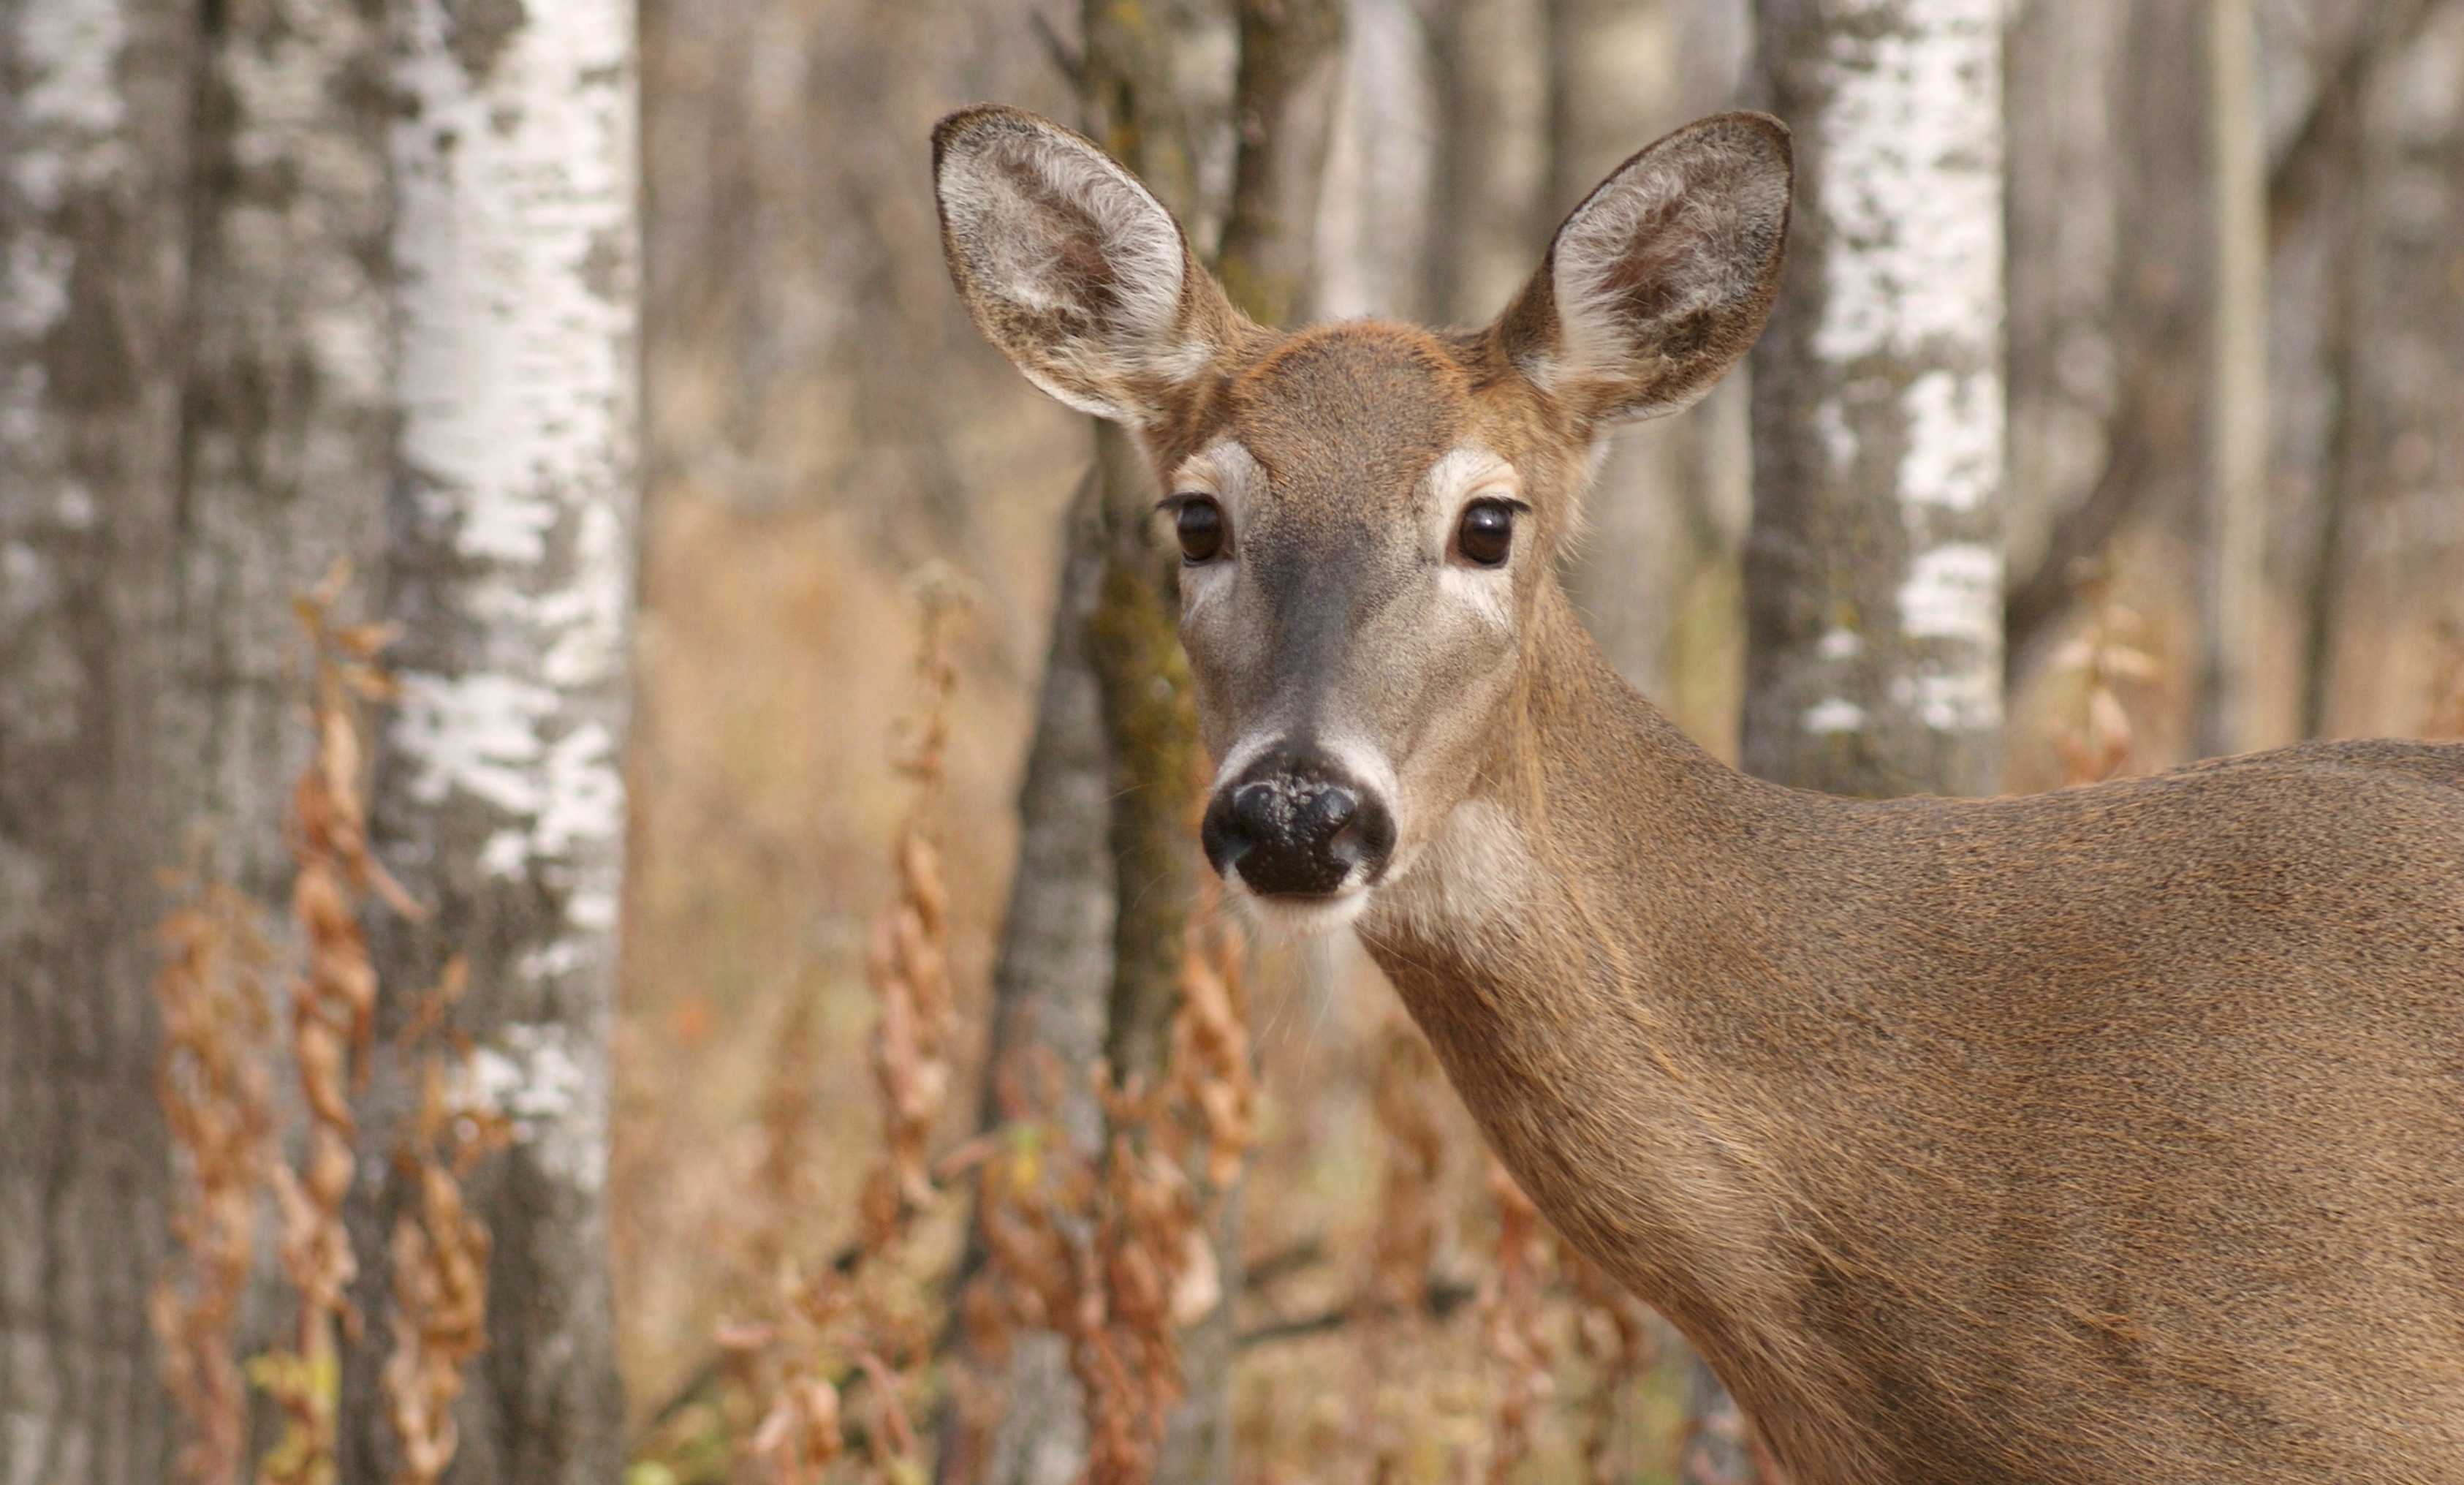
[1313,0,1440,322]
[1219,0,1345,328]
[0,1,197,1478]
[1729,1,2006,1473]
[952,481,1116,1485]
[950,7,1237,1481]
[2194,0,2268,760]
[2324,5,2464,735]
[950,7,1341,1478]
[172,0,396,1451]
[1431,0,1550,325]
[1743,0,2007,801]
[1553,0,1753,729]
[349,1,641,1478]
[171,0,395,907]
[1080,0,1235,1098]
[1082,6,1341,1479]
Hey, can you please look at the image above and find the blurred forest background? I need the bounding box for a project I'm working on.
[5,0,2464,1483]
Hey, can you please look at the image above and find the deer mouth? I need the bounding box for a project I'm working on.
[1221,874,1377,937]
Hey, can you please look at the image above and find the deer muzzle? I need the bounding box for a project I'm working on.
[1200,747,1397,901]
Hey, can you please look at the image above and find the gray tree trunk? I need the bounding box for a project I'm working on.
[1744,0,2008,801]
[1431,0,1550,325]
[1553,0,1752,719]
[954,6,1237,1481]
[349,1,641,1478]
[955,483,1116,1485]
[0,1,197,1478]
[2001,0,2126,656]
[173,0,397,1446]
[2316,4,2464,734]
[173,0,395,907]
[2194,0,2269,760]
[1078,10,1236,1478]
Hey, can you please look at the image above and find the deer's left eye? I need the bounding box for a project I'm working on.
[1455,500,1515,567]
[1175,497,1227,563]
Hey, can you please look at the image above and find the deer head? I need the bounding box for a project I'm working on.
[933,105,1790,932]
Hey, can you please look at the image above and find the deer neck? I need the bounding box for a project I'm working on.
[1354,582,1835,1367]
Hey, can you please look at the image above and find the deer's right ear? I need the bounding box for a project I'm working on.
[934,105,1237,427]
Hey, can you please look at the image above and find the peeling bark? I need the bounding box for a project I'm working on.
[349,1,640,1478]
[1744,0,2007,800]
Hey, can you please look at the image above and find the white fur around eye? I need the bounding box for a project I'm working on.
[1169,439,1267,615]
[1422,444,1520,631]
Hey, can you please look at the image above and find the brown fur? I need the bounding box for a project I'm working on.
[1373,600,2464,1483]
[934,104,2464,1484]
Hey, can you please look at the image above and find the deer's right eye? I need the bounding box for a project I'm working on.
[1175,497,1227,563]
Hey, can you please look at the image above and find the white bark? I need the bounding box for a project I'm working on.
[353,1,640,1478]
[1745,0,2007,798]
[1314,0,1440,320]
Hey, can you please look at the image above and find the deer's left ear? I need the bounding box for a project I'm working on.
[1492,112,1792,425]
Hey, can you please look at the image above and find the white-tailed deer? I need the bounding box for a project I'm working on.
[933,104,2464,1484]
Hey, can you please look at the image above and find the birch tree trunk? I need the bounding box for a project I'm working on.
[1729,5,2006,1470]
[0,1,196,1478]
[1314,0,1439,322]
[2194,0,2267,760]
[1743,0,2007,800]
[349,2,641,1478]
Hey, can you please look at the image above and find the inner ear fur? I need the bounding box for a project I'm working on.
[1493,111,1792,426]
[933,104,1245,427]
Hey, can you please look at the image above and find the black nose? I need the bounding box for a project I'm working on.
[1200,754,1395,898]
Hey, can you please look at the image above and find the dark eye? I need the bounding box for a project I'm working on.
[1175,496,1226,563]
[1456,500,1515,567]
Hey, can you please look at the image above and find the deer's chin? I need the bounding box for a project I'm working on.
[1226,880,1374,939]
